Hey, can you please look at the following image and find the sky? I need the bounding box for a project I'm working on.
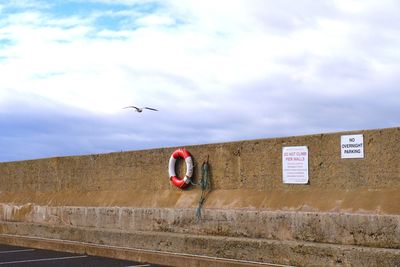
[1,0,399,162]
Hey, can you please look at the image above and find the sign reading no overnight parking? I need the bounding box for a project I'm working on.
[341,134,364,159]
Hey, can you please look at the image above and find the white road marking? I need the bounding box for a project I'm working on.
[0,249,35,254]
[0,255,88,265]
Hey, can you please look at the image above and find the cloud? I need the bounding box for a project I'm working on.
[1,0,400,162]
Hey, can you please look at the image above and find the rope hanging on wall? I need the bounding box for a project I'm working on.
[195,156,211,221]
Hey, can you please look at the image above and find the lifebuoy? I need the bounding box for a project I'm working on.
[168,148,193,188]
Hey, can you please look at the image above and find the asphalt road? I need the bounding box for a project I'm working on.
[0,244,165,267]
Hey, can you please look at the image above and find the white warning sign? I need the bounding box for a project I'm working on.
[282,146,309,184]
[341,134,364,159]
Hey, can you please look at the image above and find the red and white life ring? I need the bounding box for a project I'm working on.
[168,148,193,189]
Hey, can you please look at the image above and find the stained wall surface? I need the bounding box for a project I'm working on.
[0,127,399,213]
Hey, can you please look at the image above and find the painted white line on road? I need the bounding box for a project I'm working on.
[0,255,88,265]
[0,249,35,254]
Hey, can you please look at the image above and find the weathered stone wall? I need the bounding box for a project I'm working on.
[0,127,399,266]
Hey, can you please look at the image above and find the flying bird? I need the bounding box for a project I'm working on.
[123,106,158,112]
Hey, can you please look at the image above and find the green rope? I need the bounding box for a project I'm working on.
[195,156,211,221]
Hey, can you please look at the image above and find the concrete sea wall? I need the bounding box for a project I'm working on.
[0,127,399,266]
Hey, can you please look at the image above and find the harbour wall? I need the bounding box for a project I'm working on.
[0,127,399,266]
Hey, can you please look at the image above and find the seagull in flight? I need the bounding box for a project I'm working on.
[123,106,158,112]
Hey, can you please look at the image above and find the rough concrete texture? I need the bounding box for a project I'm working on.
[0,127,400,266]
[0,233,292,267]
[1,222,399,267]
[0,205,399,249]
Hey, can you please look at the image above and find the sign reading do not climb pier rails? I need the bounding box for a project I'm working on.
[282,146,309,184]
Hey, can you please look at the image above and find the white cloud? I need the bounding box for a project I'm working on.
[1,0,400,161]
